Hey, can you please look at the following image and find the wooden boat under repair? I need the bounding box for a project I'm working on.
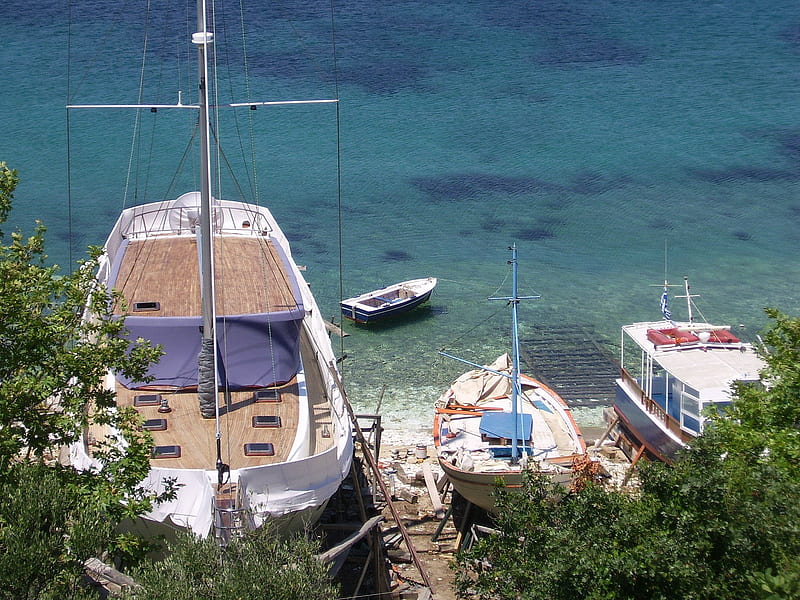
[341,277,437,323]
[432,247,588,513]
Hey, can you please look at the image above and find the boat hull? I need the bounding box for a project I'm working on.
[438,456,577,513]
[612,384,684,464]
[341,288,433,323]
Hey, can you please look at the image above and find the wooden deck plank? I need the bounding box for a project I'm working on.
[118,382,300,470]
[92,328,336,472]
[112,236,299,317]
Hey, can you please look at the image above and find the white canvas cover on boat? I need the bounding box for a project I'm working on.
[68,441,215,537]
[445,354,518,406]
[238,446,344,527]
[141,468,215,536]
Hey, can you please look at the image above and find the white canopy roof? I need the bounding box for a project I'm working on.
[622,320,765,399]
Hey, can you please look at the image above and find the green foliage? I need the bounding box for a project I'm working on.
[455,310,800,600]
[0,462,111,600]
[748,566,800,600]
[126,526,339,600]
[710,308,800,478]
[0,162,166,584]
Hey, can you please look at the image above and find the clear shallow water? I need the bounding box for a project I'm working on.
[2,0,799,443]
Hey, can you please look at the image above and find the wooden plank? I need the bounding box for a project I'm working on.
[422,463,445,519]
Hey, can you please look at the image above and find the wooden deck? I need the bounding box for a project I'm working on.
[89,327,335,471]
[112,235,299,317]
[85,232,337,473]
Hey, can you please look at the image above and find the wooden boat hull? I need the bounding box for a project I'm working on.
[433,354,589,514]
[612,384,685,464]
[438,455,578,513]
[341,277,436,323]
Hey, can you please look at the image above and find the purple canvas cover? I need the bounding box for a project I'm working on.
[118,310,303,389]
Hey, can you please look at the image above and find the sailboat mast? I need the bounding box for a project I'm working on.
[193,0,218,420]
[509,244,521,464]
[486,244,539,464]
[683,276,694,324]
[195,0,214,346]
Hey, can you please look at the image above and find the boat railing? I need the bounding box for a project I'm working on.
[619,367,684,439]
[121,202,273,240]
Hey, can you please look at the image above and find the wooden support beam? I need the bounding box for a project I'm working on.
[326,361,433,591]
[422,463,445,519]
[593,417,619,450]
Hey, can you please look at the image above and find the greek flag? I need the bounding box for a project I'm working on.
[660,288,672,320]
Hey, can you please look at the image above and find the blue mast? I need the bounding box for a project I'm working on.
[488,244,539,464]
[438,244,538,464]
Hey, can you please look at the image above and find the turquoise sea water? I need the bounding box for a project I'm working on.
[2,1,799,442]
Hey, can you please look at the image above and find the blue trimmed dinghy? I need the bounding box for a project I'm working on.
[341,277,437,323]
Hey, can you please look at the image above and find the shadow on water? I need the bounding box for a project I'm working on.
[339,303,443,334]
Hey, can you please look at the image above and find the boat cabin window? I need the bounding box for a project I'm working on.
[254,389,281,403]
[152,445,181,458]
[134,393,163,406]
[682,413,701,434]
[142,418,168,431]
[252,415,281,428]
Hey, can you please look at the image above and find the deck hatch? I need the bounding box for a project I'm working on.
[142,418,168,431]
[244,443,275,456]
[133,301,161,312]
[252,415,282,428]
[254,389,281,403]
[152,445,181,458]
[134,394,163,406]
[479,412,533,443]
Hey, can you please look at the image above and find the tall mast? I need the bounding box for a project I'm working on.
[509,245,522,463]
[193,0,218,420]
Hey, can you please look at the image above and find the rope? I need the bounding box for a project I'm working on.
[438,263,512,353]
[329,0,347,378]
[66,0,74,271]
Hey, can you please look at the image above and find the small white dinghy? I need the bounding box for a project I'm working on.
[340,277,437,323]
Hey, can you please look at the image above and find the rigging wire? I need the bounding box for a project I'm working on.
[236,0,258,203]
[123,0,153,211]
[329,0,347,381]
[437,262,539,356]
[446,268,512,355]
[66,0,73,271]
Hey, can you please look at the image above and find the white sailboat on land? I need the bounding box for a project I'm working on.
[68,0,353,539]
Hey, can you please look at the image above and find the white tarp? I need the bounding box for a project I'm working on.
[141,468,215,536]
[238,446,343,528]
